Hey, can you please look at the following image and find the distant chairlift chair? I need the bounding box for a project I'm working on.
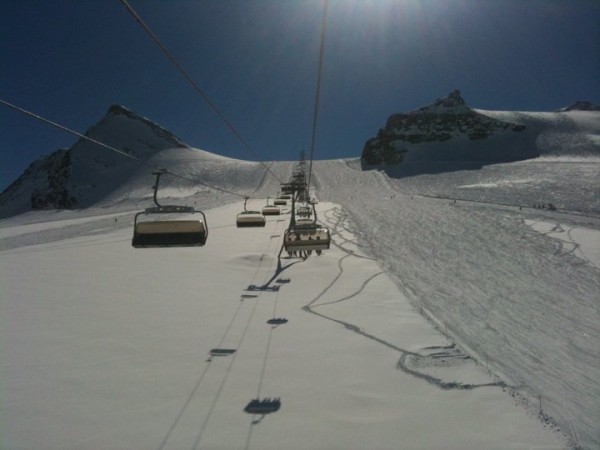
[273,194,287,206]
[262,197,281,216]
[295,205,312,224]
[236,197,266,227]
[132,170,208,248]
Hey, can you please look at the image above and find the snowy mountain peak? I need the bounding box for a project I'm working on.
[412,89,471,115]
[557,100,600,112]
[0,105,194,216]
[86,104,189,154]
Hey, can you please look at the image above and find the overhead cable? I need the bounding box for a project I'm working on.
[0,99,246,198]
[118,0,283,184]
[307,0,329,192]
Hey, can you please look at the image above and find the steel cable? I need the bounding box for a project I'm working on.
[0,98,250,199]
[306,0,329,193]
[118,0,283,185]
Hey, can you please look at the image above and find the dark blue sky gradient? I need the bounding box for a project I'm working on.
[2,0,599,190]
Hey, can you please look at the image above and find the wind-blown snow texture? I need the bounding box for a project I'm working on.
[314,159,599,449]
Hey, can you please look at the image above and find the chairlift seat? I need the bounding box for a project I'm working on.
[236,211,266,227]
[133,220,207,247]
[297,206,312,217]
[274,198,287,205]
[262,205,281,215]
[131,172,208,248]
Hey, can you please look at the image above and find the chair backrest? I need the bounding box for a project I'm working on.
[136,220,205,234]
[133,220,207,247]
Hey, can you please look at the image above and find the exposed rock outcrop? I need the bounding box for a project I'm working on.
[362,90,526,165]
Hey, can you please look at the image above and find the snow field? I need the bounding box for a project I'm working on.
[1,198,567,449]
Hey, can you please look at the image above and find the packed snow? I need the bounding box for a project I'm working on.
[1,154,599,449]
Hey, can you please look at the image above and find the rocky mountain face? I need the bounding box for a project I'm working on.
[1,149,78,211]
[29,149,78,209]
[362,90,526,165]
[0,105,189,214]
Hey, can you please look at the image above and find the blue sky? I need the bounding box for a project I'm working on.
[2,0,599,190]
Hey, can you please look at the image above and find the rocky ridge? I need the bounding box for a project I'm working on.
[362,90,526,165]
[0,105,188,213]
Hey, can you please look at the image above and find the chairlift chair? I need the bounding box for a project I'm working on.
[262,197,281,216]
[132,170,208,248]
[284,197,330,254]
[236,197,266,227]
[296,206,312,217]
[283,224,330,253]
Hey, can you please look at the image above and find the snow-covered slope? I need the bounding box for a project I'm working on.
[313,159,600,449]
[2,198,577,450]
[1,155,599,448]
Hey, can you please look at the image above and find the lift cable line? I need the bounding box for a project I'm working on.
[306,0,329,193]
[0,98,247,199]
[0,99,140,164]
[118,0,283,185]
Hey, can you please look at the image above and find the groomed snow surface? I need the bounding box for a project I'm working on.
[2,157,599,449]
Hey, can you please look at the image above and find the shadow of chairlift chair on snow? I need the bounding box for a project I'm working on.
[244,397,281,416]
[267,318,288,325]
[132,170,208,248]
[209,348,236,357]
[246,283,280,292]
